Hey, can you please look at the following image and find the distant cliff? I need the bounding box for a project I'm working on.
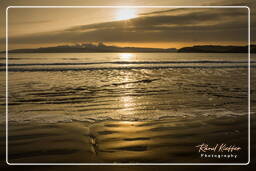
[178,45,256,53]
[3,43,177,53]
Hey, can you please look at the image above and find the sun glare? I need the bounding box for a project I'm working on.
[115,8,137,21]
[119,53,134,60]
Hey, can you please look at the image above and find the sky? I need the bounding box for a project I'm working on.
[0,0,255,50]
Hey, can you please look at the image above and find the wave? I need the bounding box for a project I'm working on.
[1,65,254,72]
[0,60,255,66]
[5,109,251,124]
[102,79,159,87]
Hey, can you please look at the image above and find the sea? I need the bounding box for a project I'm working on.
[0,52,255,124]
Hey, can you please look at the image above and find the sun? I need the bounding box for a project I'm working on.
[115,8,137,21]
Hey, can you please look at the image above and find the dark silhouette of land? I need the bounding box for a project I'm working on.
[3,43,176,53]
[2,43,255,53]
[178,45,255,53]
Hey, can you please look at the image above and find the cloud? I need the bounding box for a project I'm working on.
[7,8,250,46]
[9,20,52,25]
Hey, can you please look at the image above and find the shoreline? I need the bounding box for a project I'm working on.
[3,114,250,164]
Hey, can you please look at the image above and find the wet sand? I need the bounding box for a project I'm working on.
[5,114,250,164]
[0,53,255,166]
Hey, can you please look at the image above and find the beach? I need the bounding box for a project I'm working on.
[0,52,255,164]
[6,115,251,164]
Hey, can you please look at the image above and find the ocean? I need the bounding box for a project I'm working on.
[0,52,255,163]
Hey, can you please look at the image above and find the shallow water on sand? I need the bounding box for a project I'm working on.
[0,52,255,163]
[7,115,251,163]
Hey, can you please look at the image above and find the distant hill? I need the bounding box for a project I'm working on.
[2,43,255,53]
[2,43,177,53]
[178,45,256,53]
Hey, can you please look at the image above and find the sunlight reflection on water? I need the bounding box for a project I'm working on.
[120,72,135,115]
[119,53,134,60]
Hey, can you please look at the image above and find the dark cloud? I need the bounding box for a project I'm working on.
[139,7,247,16]
[7,8,250,46]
